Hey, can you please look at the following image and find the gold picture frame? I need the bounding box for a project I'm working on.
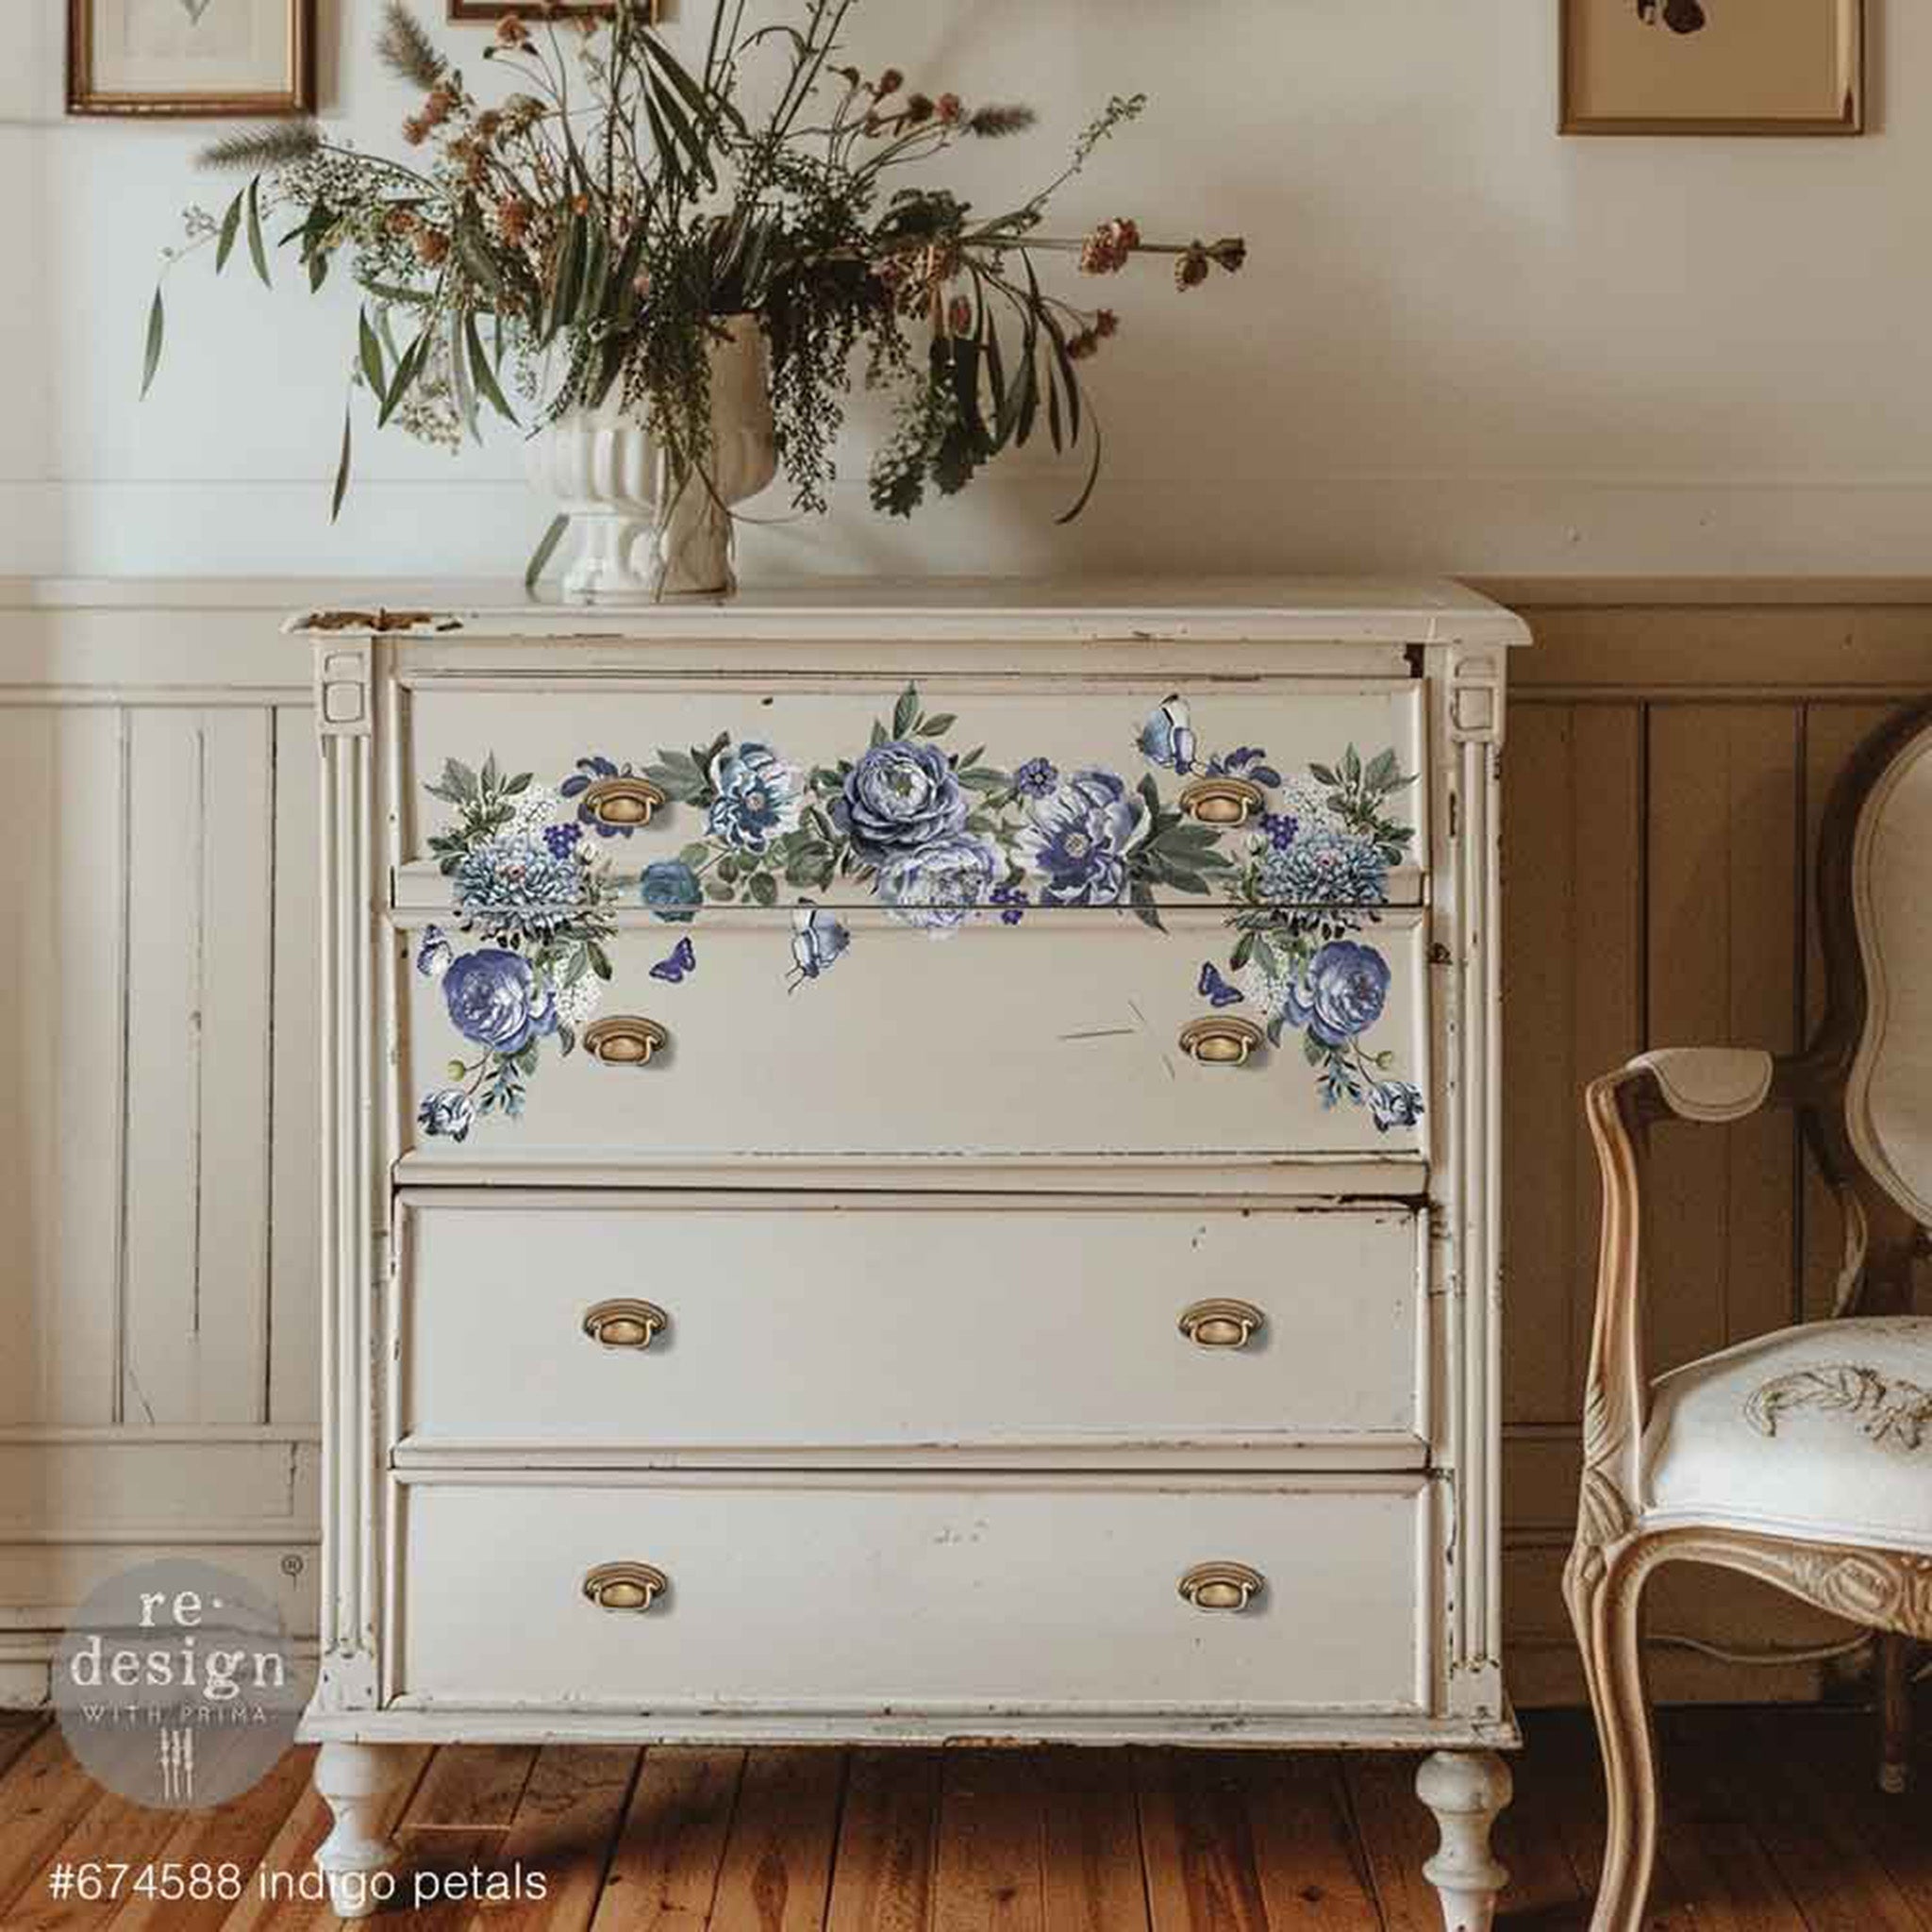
[1560,0,1863,136]
[68,0,315,117]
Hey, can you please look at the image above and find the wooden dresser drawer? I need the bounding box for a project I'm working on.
[401,907,1430,1166]
[400,673,1427,894]
[392,1475,1430,1715]
[396,1194,1426,1461]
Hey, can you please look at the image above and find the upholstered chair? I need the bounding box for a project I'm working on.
[1566,705,1932,1932]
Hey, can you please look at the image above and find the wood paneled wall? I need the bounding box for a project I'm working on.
[2,586,1929,1707]
[1494,592,1932,1705]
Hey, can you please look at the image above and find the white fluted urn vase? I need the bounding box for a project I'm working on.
[525,315,777,602]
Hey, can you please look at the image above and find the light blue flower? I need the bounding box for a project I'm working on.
[790,905,851,983]
[1015,768,1148,907]
[1283,941,1391,1047]
[1256,828,1389,906]
[1369,1079,1424,1133]
[639,859,703,923]
[1138,697,1195,774]
[876,834,1001,931]
[454,837,584,939]
[835,741,966,861]
[416,925,453,979]
[417,1088,475,1142]
[707,742,804,853]
[442,948,558,1055]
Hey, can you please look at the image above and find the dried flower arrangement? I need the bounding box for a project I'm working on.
[143,0,1244,562]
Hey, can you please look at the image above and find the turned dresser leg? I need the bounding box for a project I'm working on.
[314,1741,405,1920]
[1415,1750,1513,1932]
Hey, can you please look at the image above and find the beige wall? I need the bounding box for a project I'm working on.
[10,5,1932,578]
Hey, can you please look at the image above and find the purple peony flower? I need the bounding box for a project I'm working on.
[834,740,966,861]
[707,742,803,853]
[1014,757,1058,799]
[1014,768,1148,907]
[876,834,1001,931]
[441,948,559,1055]
[1283,941,1391,1047]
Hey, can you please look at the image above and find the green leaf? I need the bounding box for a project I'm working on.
[329,398,352,523]
[140,286,165,400]
[1365,747,1400,791]
[214,188,245,275]
[705,879,736,902]
[918,713,957,737]
[376,331,425,429]
[523,513,569,594]
[748,872,777,908]
[246,177,271,289]
[678,841,711,868]
[358,307,385,397]
[1308,763,1339,786]
[892,685,920,738]
[1055,415,1104,525]
[587,941,613,981]
[465,310,516,422]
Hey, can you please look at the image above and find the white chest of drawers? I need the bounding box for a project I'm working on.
[294,579,1529,1926]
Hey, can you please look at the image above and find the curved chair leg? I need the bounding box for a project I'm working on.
[1879,1633,1914,1796]
[1565,1537,1661,1932]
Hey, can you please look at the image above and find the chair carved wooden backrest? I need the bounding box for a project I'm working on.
[1567,703,1932,1932]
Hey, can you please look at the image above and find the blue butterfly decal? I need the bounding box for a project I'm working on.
[1198,961,1244,1008]
[649,936,697,984]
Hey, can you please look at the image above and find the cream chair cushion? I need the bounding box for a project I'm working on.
[1641,1317,1932,1554]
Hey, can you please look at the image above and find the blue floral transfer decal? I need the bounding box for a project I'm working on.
[416,689,1424,1135]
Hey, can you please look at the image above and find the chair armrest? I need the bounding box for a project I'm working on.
[1576,1047,1789,1522]
[1630,1047,1775,1124]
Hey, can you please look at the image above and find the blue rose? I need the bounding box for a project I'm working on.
[442,948,559,1055]
[639,859,703,923]
[1014,768,1148,908]
[417,1088,475,1142]
[1283,941,1391,1047]
[707,742,803,853]
[1369,1079,1424,1133]
[834,740,966,861]
[876,834,1001,931]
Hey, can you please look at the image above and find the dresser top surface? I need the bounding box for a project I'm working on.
[274,575,1530,648]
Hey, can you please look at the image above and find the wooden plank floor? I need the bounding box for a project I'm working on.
[0,1706,1927,1929]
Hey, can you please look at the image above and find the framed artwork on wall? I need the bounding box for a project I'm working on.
[447,1,654,21]
[68,0,314,116]
[1560,0,1863,135]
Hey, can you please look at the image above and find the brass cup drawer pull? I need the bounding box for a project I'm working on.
[578,775,666,828]
[582,1299,669,1350]
[1178,1299,1265,1350]
[1178,1016,1265,1067]
[1178,1562,1265,1613]
[583,1015,668,1066]
[583,1562,669,1613]
[1178,776,1265,827]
